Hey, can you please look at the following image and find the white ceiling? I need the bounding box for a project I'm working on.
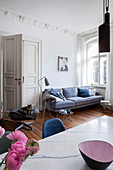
[0,0,113,34]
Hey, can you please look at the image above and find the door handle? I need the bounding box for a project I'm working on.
[15,78,21,85]
[15,78,21,81]
[15,77,24,85]
[22,76,24,83]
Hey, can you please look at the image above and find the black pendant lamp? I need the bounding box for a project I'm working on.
[99,0,110,53]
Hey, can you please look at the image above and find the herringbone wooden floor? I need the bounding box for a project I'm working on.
[4,105,113,141]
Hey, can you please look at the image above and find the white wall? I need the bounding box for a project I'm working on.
[0,17,77,90]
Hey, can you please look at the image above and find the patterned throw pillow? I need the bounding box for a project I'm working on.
[43,90,63,103]
[50,88,66,100]
[89,89,96,96]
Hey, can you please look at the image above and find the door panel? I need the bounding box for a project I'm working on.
[22,40,39,107]
[4,38,16,73]
[3,35,22,113]
[4,89,15,112]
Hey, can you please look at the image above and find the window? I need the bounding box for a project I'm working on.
[86,39,107,86]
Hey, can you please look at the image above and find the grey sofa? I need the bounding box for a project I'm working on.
[43,87,104,112]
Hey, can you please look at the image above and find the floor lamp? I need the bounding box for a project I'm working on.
[38,77,51,120]
[38,77,50,92]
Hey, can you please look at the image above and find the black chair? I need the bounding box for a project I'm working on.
[0,131,13,154]
[42,118,65,138]
[10,107,39,130]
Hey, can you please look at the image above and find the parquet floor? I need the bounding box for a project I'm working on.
[4,105,113,141]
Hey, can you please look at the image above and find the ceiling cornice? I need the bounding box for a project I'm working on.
[79,28,97,39]
[0,7,76,37]
[79,22,113,39]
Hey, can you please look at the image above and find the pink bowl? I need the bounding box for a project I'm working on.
[78,140,113,170]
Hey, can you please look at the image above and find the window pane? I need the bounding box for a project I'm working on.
[88,58,98,85]
[100,57,106,84]
[88,41,98,57]
[86,40,107,86]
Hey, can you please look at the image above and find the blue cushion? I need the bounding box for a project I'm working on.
[50,88,63,99]
[86,95,104,103]
[51,100,75,109]
[67,97,90,106]
[78,88,90,97]
[63,87,78,98]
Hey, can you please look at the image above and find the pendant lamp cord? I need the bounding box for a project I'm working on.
[106,0,109,11]
[103,0,109,21]
[103,0,105,21]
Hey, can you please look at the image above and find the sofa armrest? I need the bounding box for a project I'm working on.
[45,99,53,110]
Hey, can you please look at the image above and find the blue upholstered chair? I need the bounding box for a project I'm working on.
[0,131,13,154]
[42,118,65,138]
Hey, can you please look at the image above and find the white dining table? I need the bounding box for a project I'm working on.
[1,115,113,170]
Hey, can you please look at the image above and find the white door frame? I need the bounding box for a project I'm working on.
[0,35,3,118]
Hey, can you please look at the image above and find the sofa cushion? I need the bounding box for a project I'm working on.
[51,100,75,109]
[67,97,90,106]
[62,87,78,98]
[78,88,90,97]
[86,95,104,103]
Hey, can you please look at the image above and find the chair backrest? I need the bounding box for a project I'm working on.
[0,131,13,154]
[42,118,65,138]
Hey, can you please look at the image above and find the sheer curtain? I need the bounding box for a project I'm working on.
[76,35,84,87]
[105,53,113,104]
[105,30,113,103]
